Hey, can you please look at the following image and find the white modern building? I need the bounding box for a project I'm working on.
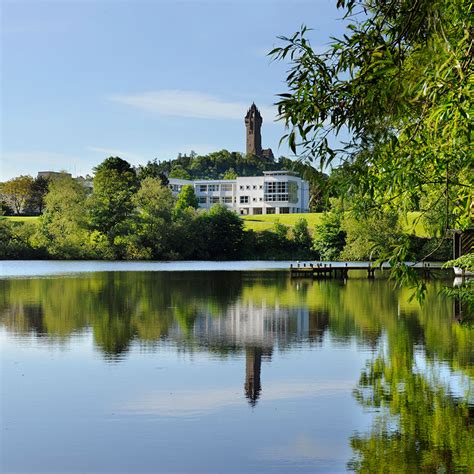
[169,170,310,215]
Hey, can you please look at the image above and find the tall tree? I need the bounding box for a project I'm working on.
[132,177,175,258]
[1,176,34,215]
[25,176,50,214]
[89,157,138,246]
[37,175,88,258]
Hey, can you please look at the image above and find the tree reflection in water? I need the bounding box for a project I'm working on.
[0,271,472,470]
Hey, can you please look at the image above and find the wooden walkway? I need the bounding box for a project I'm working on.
[290,262,440,279]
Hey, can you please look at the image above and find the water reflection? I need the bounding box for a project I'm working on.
[1,271,472,472]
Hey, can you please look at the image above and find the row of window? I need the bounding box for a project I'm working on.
[198,196,234,204]
[264,194,290,202]
[265,182,288,193]
[239,196,265,204]
[197,194,291,204]
[239,207,297,215]
[239,184,263,190]
[197,183,233,193]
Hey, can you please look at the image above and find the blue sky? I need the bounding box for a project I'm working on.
[2,0,347,179]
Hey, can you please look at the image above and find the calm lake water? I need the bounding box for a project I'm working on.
[1,262,472,473]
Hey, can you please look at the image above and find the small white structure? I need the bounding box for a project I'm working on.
[169,171,310,215]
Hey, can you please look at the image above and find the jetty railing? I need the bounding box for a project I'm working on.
[289,261,442,279]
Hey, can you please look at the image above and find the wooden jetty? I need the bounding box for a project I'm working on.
[290,262,439,279]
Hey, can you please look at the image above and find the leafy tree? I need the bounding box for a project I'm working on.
[36,175,88,258]
[341,211,404,261]
[273,220,290,241]
[313,210,346,260]
[292,218,312,249]
[223,168,238,180]
[137,159,169,186]
[175,184,198,211]
[89,157,138,249]
[0,220,43,258]
[132,177,175,258]
[25,176,50,214]
[271,0,473,290]
[169,165,191,180]
[0,199,13,216]
[199,205,245,259]
[1,175,34,214]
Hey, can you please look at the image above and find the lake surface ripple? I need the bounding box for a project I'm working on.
[1,263,472,473]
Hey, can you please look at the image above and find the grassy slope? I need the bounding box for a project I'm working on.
[242,211,429,237]
[1,212,429,237]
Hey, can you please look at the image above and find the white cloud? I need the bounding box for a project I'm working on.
[108,90,277,121]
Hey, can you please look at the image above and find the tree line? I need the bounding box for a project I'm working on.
[0,157,313,260]
[0,155,449,261]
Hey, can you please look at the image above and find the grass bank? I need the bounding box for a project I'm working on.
[242,211,429,237]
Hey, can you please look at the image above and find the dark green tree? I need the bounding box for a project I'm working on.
[313,209,346,260]
[25,176,50,214]
[292,218,312,250]
[132,177,175,259]
[137,159,169,186]
[89,157,138,250]
[169,165,191,180]
[199,205,245,259]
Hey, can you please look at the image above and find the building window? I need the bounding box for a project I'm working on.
[265,181,288,193]
[198,196,207,204]
[240,185,244,190]
[222,196,233,203]
[221,183,233,192]
[259,185,263,189]
[246,185,250,190]
[280,207,290,214]
[259,197,263,201]
[264,193,289,202]
[208,184,219,192]
[253,185,257,190]
[198,185,207,193]
[240,196,249,204]
[252,197,257,201]
[210,196,220,204]
[266,208,275,214]
[253,208,263,215]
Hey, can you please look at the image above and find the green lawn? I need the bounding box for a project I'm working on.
[242,213,324,232]
[243,211,429,237]
[1,215,40,223]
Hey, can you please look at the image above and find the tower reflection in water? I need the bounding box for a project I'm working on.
[178,301,330,406]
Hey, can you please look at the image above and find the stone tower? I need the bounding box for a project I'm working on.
[245,103,263,157]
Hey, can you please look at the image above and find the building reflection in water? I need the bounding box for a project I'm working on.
[171,300,330,406]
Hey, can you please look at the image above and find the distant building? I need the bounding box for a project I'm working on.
[169,170,310,215]
[245,103,273,159]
